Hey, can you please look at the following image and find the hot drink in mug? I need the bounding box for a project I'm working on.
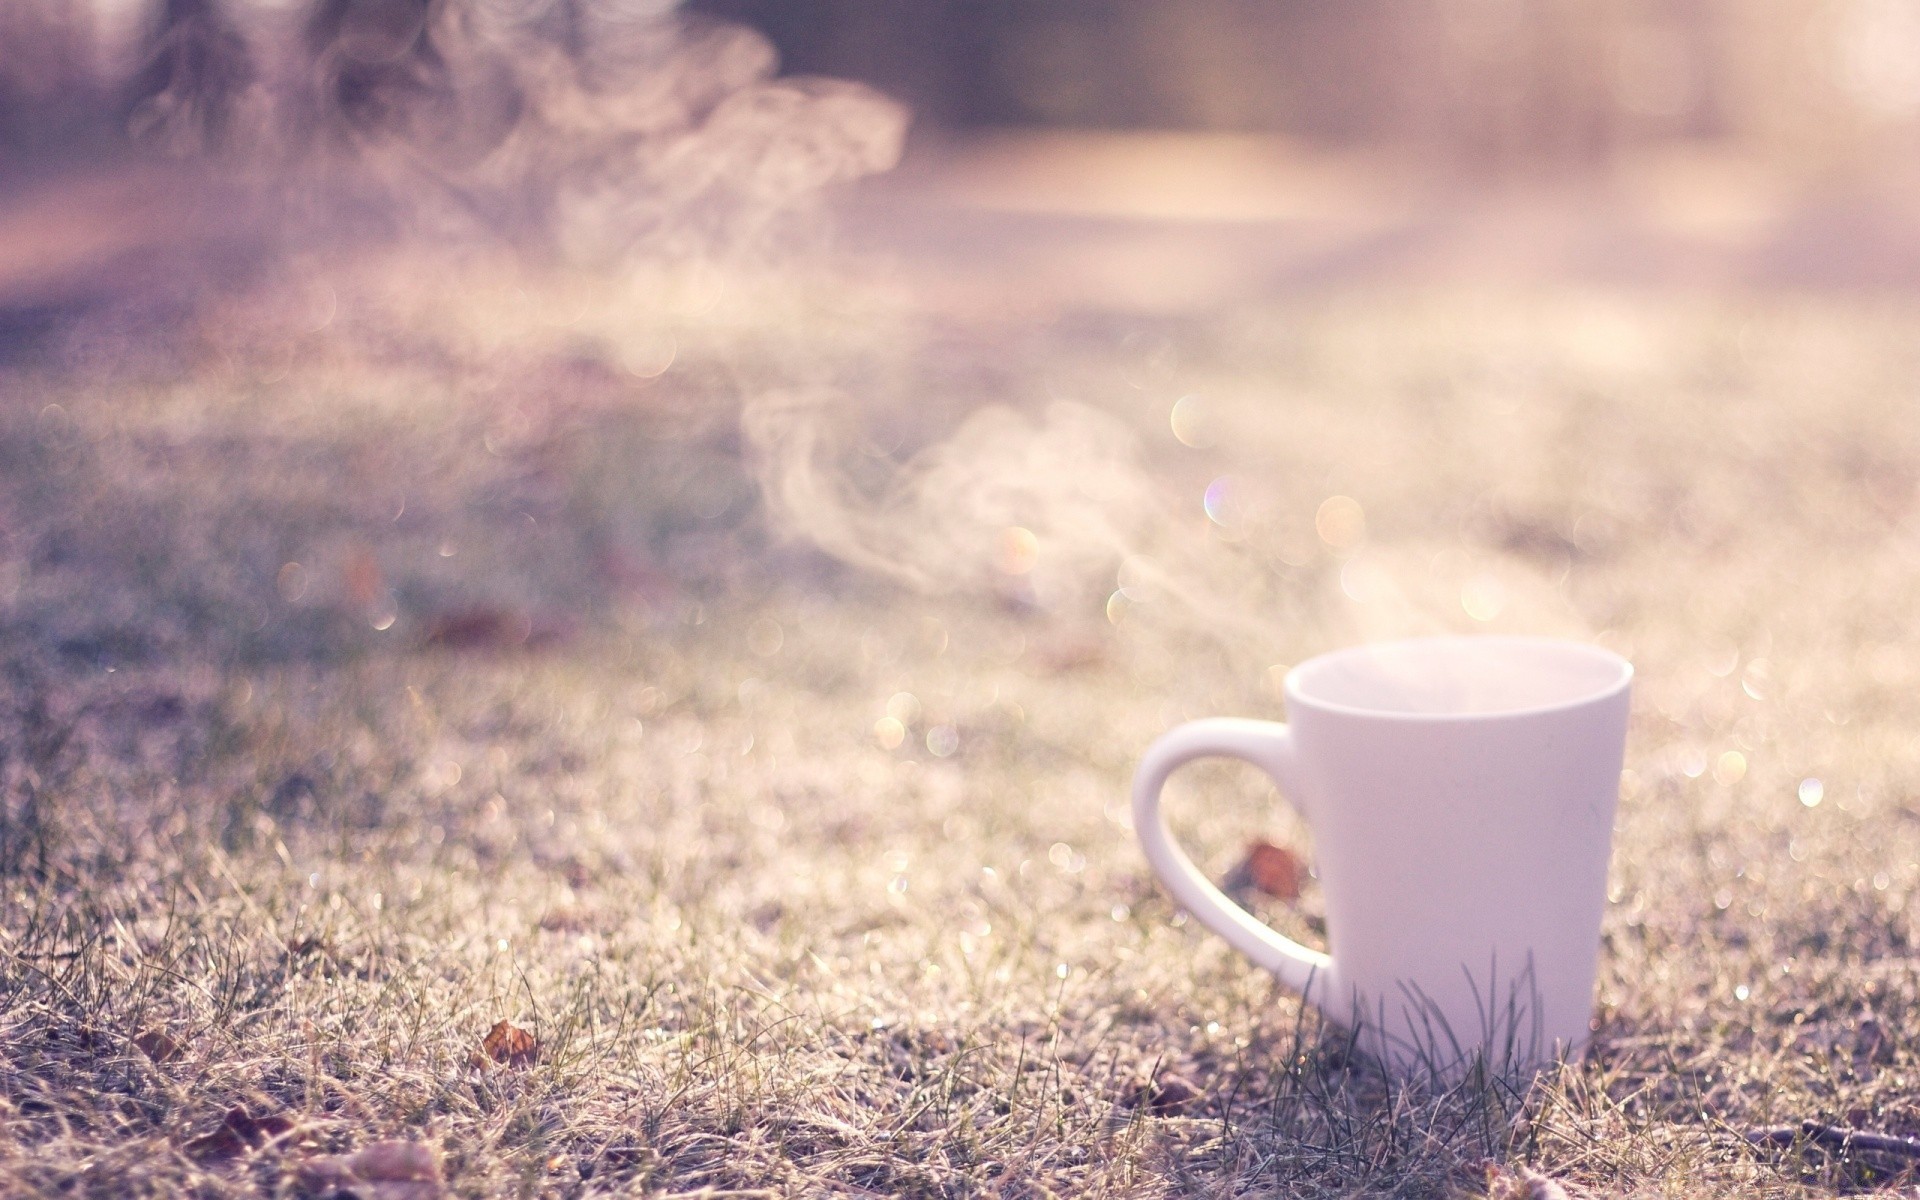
[1131,636,1632,1074]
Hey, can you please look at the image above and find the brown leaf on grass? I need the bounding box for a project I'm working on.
[1224,840,1303,901]
[582,1142,648,1181]
[184,1124,248,1164]
[422,608,533,650]
[342,545,385,609]
[536,905,598,933]
[1748,1119,1920,1160]
[1483,1161,1576,1200]
[471,1020,539,1068]
[295,1154,360,1191]
[300,1140,443,1199]
[183,1106,297,1162]
[81,688,188,730]
[133,1028,181,1063]
[421,608,573,652]
[1022,630,1108,675]
[352,1140,443,1183]
[1122,1070,1204,1116]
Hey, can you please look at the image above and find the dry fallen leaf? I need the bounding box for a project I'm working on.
[184,1124,248,1163]
[133,1028,181,1063]
[342,545,385,609]
[1022,630,1107,675]
[471,1020,539,1068]
[420,607,573,652]
[184,1106,297,1162]
[1122,1070,1204,1116]
[296,1154,360,1191]
[536,906,598,933]
[351,1140,443,1183]
[422,607,533,650]
[1484,1161,1575,1200]
[1225,839,1303,901]
[300,1139,443,1199]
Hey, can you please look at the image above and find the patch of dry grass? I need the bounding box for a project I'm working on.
[5,257,1920,1197]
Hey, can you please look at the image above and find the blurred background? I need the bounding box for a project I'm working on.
[8,0,1920,318]
[692,0,1860,159]
[684,0,1920,188]
[13,9,1920,1196]
[690,0,1920,295]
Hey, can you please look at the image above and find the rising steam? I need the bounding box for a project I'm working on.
[743,388,1315,663]
[745,391,1156,601]
[745,378,1595,671]
[1,1,908,265]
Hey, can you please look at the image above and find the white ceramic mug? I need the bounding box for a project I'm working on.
[1132,636,1631,1074]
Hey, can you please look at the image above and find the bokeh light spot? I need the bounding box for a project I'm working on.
[1117,554,1161,601]
[1461,575,1507,621]
[886,692,922,725]
[1799,778,1824,808]
[873,716,905,749]
[622,333,678,379]
[998,526,1039,575]
[1714,750,1748,786]
[1170,394,1215,448]
[747,617,784,657]
[1203,476,1239,527]
[1315,495,1365,549]
[1340,557,1389,604]
[1265,663,1290,698]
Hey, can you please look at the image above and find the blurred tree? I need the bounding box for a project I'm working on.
[681,0,1770,175]
[686,0,1394,133]
[125,0,256,155]
[0,3,112,167]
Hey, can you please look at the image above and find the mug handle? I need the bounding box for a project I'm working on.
[1131,718,1332,998]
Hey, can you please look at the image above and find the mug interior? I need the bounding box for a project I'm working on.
[1287,636,1630,718]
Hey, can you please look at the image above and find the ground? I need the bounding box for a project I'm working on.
[5,137,1920,1198]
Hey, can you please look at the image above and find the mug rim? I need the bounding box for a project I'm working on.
[1284,634,1632,722]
